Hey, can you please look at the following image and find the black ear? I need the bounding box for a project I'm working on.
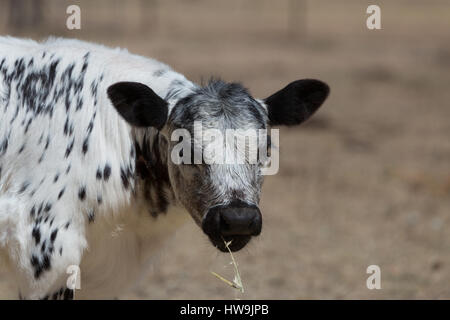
[107,82,168,129]
[264,79,330,126]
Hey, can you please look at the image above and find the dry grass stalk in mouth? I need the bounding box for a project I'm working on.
[210,240,244,293]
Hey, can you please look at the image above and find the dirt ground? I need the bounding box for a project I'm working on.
[0,0,449,299]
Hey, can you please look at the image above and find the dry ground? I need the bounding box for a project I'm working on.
[0,0,449,299]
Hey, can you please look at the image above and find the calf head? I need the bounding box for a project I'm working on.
[108,78,329,252]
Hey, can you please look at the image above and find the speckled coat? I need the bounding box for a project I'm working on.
[0,37,196,299]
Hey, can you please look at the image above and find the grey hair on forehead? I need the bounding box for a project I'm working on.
[199,77,250,100]
[169,78,268,128]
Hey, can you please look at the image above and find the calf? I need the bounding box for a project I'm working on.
[0,36,329,299]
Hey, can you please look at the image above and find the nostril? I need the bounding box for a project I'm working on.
[219,213,237,236]
[219,214,231,232]
[202,207,222,236]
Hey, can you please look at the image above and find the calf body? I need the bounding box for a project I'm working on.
[0,37,329,299]
[0,37,195,299]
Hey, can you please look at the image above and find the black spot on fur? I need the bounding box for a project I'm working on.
[78,186,86,201]
[75,96,83,111]
[30,255,39,268]
[103,164,111,181]
[38,152,45,163]
[19,181,30,193]
[32,227,41,245]
[0,138,9,155]
[30,205,36,217]
[44,203,52,213]
[18,143,25,154]
[57,187,65,200]
[120,167,129,190]
[37,204,43,216]
[87,209,95,223]
[63,117,70,136]
[63,288,74,300]
[50,229,58,243]
[82,137,89,154]
[65,138,75,158]
[31,253,51,279]
[96,168,102,180]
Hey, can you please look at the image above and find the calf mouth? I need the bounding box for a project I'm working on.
[208,234,252,252]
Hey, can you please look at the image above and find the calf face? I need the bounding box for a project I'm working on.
[108,79,329,252]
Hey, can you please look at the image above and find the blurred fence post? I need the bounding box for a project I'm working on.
[287,0,307,41]
[31,0,43,26]
[8,0,44,30]
[8,0,25,30]
[140,0,159,33]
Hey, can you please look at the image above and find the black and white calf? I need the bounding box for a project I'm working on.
[0,37,329,299]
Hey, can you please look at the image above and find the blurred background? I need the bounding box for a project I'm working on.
[0,0,449,299]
